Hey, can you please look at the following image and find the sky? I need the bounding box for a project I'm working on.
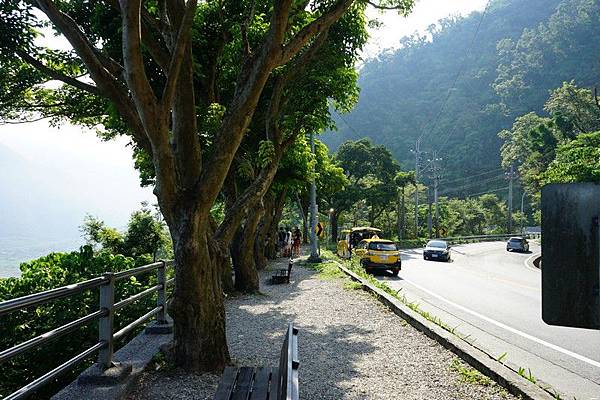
[0,0,488,242]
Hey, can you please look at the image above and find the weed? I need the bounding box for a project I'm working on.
[517,367,537,384]
[497,352,508,364]
[304,258,344,279]
[450,359,493,386]
[343,281,363,291]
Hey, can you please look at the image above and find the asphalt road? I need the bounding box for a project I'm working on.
[377,241,600,399]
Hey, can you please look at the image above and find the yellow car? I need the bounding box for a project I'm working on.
[354,238,401,276]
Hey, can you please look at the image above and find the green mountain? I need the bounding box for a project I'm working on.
[323,0,600,197]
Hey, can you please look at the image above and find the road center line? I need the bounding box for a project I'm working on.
[400,277,600,369]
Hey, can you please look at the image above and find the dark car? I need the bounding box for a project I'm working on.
[506,237,529,252]
[423,240,451,262]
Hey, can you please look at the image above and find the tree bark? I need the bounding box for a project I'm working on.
[254,197,270,270]
[296,193,309,244]
[231,202,264,292]
[330,211,339,243]
[167,209,230,371]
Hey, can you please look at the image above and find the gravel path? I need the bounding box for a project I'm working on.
[128,256,515,399]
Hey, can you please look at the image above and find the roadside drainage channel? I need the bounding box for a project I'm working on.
[333,261,555,400]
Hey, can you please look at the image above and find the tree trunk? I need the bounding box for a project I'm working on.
[330,211,339,243]
[231,203,264,292]
[254,198,270,270]
[296,194,309,244]
[168,210,230,372]
[214,243,234,294]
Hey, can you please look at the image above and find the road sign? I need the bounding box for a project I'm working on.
[315,222,326,238]
[439,227,448,237]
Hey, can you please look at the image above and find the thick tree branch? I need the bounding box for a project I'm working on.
[365,0,409,10]
[16,50,101,96]
[34,0,123,92]
[160,0,198,113]
[119,0,159,125]
[215,144,288,243]
[279,0,353,65]
[105,0,171,71]
[33,0,151,155]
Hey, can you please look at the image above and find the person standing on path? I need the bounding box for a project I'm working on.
[292,227,302,257]
[286,227,292,257]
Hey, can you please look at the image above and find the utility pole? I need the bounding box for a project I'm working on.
[506,164,517,234]
[429,150,442,238]
[411,138,425,238]
[427,187,433,238]
[520,191,527,234]
[308,132,321,263]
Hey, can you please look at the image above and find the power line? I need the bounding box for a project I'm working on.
[439,186,509,199]
[432,0,493,152]
[439,167,504,185]
[418,0,493,146]
[439,174,505,196]
[335,111,362,137]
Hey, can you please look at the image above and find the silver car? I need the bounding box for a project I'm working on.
[506,237,529,252]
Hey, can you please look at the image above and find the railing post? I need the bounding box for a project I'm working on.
[98,272,115,369]
[156,260,167,325]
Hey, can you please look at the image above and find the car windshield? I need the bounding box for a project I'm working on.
[427,241,447,249]
[509,238,522,242]
[368,242,397,251]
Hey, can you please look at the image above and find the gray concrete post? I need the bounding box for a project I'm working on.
[156,261,167,324]
[98,272,115,369]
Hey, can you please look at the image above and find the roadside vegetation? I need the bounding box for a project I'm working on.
[0,206,171,398]
[0,0,597,396]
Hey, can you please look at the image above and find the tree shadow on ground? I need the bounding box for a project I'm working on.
[225,262,380,399]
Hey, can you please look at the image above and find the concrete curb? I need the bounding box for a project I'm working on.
[52,320,173,400]
[525,253,542,270]
[334,262,555,400]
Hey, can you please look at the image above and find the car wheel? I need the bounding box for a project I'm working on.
[391,268,399,276]
[423,255,428,260]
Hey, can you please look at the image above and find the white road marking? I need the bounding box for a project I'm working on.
[400,277,600,369]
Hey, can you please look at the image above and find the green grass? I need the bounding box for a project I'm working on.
[517,367,537,384]
[343,280,363,291]
[450,359,494,387]
[303,258,345,280]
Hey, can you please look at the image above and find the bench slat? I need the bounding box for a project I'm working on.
[214,367,238,400]
[249,367,270,400]
[270,368,280,400]
[213,324,298,400]
[231,367,254,400]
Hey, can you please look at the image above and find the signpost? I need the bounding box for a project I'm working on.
[315,222,326,239]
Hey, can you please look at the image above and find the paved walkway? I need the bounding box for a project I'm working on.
[128,256,514,399]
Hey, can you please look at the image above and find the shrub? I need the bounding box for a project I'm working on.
[0,246,161,399]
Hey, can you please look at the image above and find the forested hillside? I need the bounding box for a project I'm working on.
[323,0,600,194]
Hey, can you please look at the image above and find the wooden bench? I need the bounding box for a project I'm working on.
[214,323,299,400]
[271,258,293,284]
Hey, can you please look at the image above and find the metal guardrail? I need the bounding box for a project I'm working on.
[0,259,174,400]
[441,233,541,244]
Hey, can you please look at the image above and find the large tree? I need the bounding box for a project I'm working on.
[1,0,414,372]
